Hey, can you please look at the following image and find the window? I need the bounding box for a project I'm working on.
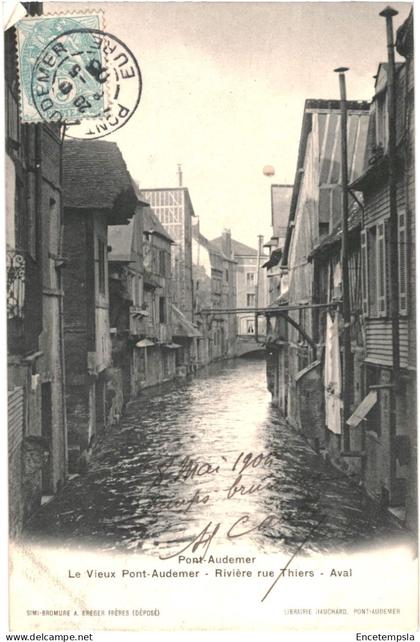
[367,226,378,316]
[246,319,255,334]
[361,220,388,318]
[213,278,222,295]
[398,208,408,314]
[138,277,143,307]
[159,296,166,323]
[138,349,146,379]
[247,293,256,307]
[98,239,106,294]
[130,275,137,305]
[246,272,255,286]
[319,222,329,238]
[225,269,229,283]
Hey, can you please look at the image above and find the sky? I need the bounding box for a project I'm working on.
[51,1,412,248]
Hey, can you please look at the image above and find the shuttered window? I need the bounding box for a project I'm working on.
[361,229,368,316]
[362,219,389,318]
[377,221,387,317]
[398,208,408,315]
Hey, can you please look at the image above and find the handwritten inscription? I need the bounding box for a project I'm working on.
[143,448,328,582]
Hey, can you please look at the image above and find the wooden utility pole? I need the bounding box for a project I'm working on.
[380,5,400,378]
[334,66,352,452]
[380,5,400,503]
[255,235,263,342]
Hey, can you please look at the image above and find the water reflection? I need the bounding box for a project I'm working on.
[25,358,407,556]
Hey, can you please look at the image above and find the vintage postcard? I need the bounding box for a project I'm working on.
[4,0,418,635]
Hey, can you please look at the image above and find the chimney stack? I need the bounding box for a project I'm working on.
[222,228,232,258]
[177,164,183,187]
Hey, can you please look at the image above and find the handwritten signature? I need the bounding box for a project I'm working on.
[159,509,327,602]
[159,512,286,560]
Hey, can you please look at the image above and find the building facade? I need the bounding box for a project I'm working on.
[137,205,178,386]
[141,187,195,320]
[263,185,293,305]
[108,196,149,409]
[212,235,268,344]
[62,140,137,473]
[6,13,67,534]
[272,99,369,450]
[349,9,415,526]
[264,11,415,529]
[192,224,237,364]
[263,185,293,412]
[142,187,200,372]
[219,230,238,359]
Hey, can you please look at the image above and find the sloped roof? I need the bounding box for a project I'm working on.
[271,184,293,233]
[143,206,174,243]
[212,236,257,257]
[350,63,406,191]
[281,98,370,267]
[373,62,404,95]
[308,203,362,260]
[172,305,201,338]
[193,227,231,262]
[63,140,137,224]
[396,8,413,57]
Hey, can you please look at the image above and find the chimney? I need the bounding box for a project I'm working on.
[222,228,232,258]
[177,164,183,187]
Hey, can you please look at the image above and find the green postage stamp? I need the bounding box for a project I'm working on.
[15,12,107,124]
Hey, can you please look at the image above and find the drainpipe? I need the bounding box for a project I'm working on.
[334,67,352,452]
[380,5,400,503]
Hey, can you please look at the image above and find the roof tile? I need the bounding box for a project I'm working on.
[63,140,137,223]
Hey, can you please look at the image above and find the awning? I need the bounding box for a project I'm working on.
[164,343,181,350]
[346,390,378,428]
[135,339,155,348]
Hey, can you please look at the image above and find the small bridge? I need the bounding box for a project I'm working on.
[236,335,266,358]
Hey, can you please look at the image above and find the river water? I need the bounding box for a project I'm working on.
[25,358,407,557]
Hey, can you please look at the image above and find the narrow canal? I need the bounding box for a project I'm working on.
[25,357,407,557]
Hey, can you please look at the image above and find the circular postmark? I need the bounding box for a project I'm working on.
[31,28,142,139]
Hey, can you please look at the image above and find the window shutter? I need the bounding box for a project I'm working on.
[361,229,368,316]
[377,221,387,317]
[398,209,408,314]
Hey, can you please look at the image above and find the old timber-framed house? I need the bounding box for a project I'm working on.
[275,99,370,451]
[6,8,68,533]
[62,140,137,472]
[349,9,415,527]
